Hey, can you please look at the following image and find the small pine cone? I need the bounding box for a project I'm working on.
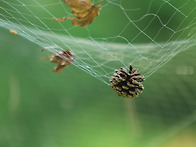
[110,65,144,98]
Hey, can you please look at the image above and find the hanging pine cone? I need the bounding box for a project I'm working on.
[110,65,144,98]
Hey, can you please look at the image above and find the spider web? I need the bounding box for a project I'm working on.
[0,0,195,85]
[0,0,196,146]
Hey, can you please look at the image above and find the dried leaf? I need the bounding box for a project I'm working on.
[41,50,75,73]
[53,0,104,27]
[64,0,92,10]
[10,30,17,35]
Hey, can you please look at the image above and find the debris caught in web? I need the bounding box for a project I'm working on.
[110,65,144,98]
[53,0,104,27]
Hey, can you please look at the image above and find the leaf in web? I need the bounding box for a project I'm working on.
[10,30,18,35]
[53,0,103,27]
[64,0,92,9]
[41,50,75,73]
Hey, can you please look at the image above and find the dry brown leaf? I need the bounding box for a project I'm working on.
[53,0,104,27]
[10,30,17,35]
[41,50,75,73]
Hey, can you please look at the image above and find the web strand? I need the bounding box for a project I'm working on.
[0,0,195,84]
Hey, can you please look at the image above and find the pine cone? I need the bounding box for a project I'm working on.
[110,65,144,98]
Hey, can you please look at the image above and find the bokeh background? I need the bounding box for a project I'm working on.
[0,0,196,147]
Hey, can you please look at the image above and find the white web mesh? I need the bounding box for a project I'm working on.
[0,0,195,84]
[0,1,196,146]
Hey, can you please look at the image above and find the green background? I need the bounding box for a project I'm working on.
[0,0,196,147]
[1,28,196,147]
